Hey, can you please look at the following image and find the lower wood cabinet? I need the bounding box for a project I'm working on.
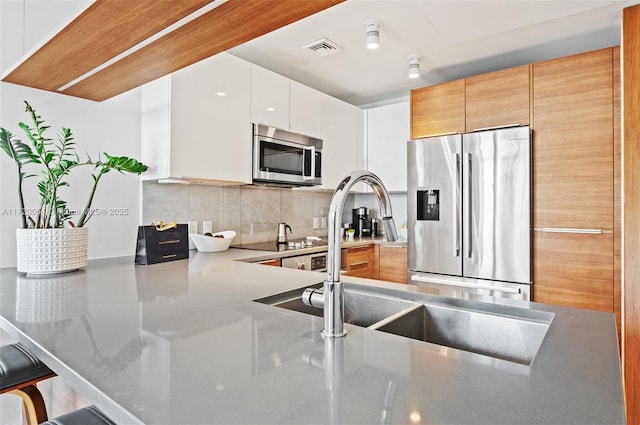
[379,244,408,284]
[342,245,376,279]
[342,243,408,283]
[533,232,613,312]
[256,258,281,267]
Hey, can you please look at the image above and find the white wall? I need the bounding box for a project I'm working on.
[0,1,143,268]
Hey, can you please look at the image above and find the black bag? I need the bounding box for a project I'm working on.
[135,223,189,265]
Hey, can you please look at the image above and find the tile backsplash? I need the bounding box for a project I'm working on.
[142,182,408,245]
[142,182,333,245]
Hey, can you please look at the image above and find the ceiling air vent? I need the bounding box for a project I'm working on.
[301,37,342,57]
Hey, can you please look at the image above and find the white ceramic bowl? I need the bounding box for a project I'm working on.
[190,231,236,252]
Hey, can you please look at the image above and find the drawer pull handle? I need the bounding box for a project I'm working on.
[537,227,603,234]
[350,261,369,267]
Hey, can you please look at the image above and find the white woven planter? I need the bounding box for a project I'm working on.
[16,227,88,275]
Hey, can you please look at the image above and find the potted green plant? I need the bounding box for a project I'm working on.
[1,101,148,274]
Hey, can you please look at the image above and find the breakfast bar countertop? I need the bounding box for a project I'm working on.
[0,250,625,425]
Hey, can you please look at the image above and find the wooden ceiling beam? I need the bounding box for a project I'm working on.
[2,0,345,102]
[2,0,211,93]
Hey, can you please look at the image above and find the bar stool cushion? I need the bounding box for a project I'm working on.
[0,343,54,391]
[42,405,115,425]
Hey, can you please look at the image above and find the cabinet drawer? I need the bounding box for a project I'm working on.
[343,245,375,279]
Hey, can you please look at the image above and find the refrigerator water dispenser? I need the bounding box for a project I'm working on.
[417,189,439,221]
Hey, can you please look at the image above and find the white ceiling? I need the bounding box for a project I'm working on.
[229,0,636,106]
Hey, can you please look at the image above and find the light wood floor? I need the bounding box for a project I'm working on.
[0,328,89,425]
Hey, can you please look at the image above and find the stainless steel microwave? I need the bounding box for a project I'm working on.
[252,124,322,186]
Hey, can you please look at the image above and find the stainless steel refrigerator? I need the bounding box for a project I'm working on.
[407,126,532,301]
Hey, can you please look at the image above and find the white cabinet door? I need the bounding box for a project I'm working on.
[366,102,409,192]
[140,53,252,183]
[141,76,171,181]
[170,53,251,183]
[321,96,361,190]
[251,65,290,130]
[290,80,322,138]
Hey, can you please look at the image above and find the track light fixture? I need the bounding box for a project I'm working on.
[366,20,380,50]
[408,54,421,79]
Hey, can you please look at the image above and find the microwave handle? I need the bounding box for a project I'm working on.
[309,146,316,179]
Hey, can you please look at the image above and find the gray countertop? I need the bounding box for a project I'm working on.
[0,249,625,425]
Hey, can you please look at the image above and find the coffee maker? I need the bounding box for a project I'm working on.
[352,207,371,237]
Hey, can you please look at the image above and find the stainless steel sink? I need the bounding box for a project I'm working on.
[255,283,554,365]
[255,283,417,328]
[371,302,553,365]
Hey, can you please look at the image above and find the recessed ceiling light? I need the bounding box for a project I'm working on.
[408,54,421,79]
[216,91,226,97]
[266,107,275,112]
[366,20,380,50]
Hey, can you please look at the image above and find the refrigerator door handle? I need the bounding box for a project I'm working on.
[410,275,522,294]
[454,153,460,257]
[467,152,473,258]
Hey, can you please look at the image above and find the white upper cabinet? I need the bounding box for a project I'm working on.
[140,76,171,181]
[290,80,323,138]
[366,101,409,192]
[250,65,290,131]
[321,95,361,190]
[251,65,325,138]
[141,53,252,183]
[141,54,363,186]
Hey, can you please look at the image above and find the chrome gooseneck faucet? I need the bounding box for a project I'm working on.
[308,170,398,338]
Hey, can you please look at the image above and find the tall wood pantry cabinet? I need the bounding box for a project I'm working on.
[532,47,618,315]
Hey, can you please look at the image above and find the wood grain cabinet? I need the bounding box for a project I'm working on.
[256,258,281,267]
[378,244,408,284]
[532,47,617,312]
[465,65,530,131]
[534,232,613,311]
[410,79,465,139]
[342,245,376,279]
